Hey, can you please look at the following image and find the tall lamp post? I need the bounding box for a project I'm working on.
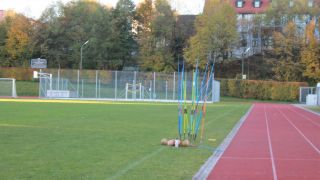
[242,47,250,80]
[80,40,89,70]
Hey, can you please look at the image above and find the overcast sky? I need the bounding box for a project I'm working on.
[0,0,205,19]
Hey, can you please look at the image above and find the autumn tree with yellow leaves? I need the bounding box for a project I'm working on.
[301,19,320,82]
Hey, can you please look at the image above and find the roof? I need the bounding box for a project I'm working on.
[230,0,271,14]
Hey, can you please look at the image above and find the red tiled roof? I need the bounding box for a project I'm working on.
[315,0,320,5]
[230,0,270,14]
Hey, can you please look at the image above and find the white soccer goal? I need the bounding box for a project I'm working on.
[0,78,17,98]
[125,83,144,100]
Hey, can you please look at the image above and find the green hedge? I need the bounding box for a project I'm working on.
[219,79,308,102]
[0,67,36,81]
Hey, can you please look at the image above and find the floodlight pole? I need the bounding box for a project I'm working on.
[80,40,89,70]
[242,47,250,80]
[241,54,244,79]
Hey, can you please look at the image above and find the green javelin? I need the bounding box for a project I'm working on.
[189,70,196,138]
[191,61,199,139]
[183,72,188,139]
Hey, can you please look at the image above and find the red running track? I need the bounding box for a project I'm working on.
[207,103,320,180]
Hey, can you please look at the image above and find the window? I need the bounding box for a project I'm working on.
[289,0,294,7]
[236,0,244,8]
[253,0,261,8]
[308,0,313,7]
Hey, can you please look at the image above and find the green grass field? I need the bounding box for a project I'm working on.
[0,100,250,179]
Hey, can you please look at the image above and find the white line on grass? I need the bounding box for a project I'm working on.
[107,147,165,180]
[0,98,228,107]
[0,99,177,106]
[264,105,278,180]
[0,123,43,128]
[276,105,320,155]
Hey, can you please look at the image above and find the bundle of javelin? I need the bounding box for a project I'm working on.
[177,59,214,142]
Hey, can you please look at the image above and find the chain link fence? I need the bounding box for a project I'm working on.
[299,86,320,106]
[38,69,220,103]
[299,87,316,104]
[317,87,320,106]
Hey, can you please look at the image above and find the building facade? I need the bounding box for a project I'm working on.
[204,0,320,58]
[230,0,271,58]
[0,10,5,21]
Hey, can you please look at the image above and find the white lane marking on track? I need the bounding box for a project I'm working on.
[264,105,278,180]
[221,156,320,161]
[192,105,254,180]
[285,106,320,128]
[276,105,320,155]
[107,147,165,180]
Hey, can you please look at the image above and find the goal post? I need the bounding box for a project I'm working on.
[0,78,17,98]
[125,83,143,100]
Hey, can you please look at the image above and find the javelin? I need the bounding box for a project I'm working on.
[177,60,182,139]
[195,62,214,140]
[200,62,215,142]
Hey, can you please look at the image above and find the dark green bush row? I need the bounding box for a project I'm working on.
[219,79,308,102]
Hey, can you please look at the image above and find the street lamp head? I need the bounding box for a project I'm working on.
[80,40,90,70]
[244,47,251,54]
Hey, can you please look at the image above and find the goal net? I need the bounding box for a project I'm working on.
[0,78,17,98]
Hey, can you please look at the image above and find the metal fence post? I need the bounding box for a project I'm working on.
[166,81,168,100]
[77,70,80,97]
[61,78,64,90]
[82,79,84,98]
[39,69,42,98]
[133,71,137,100]
[99,79,101,99]
[299,87,302,103]
[173,72,175,100]
[57,69,60,91]
[149,80,152,100]
[212,73,215,103]
[95,70,98,99]
[139,83,142,99]
[125,83,128,99]
[316,88,318,105]
[115,71,118,100]
[153,72,156,100]
[49,74,53,95]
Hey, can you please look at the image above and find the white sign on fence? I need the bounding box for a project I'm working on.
[31,58,47,69]
[47,90,70,98]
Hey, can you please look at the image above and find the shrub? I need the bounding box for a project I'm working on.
[218,79,307,102]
